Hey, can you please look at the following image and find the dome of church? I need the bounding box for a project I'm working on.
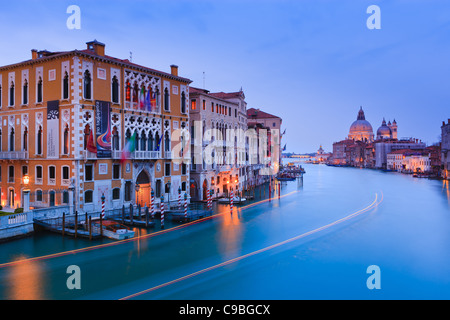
[348,107,374,142]
[376,118,392,139]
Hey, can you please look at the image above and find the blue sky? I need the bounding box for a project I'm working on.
[1,0,449,153]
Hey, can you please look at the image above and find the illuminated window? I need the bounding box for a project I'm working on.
[191,99,196,110]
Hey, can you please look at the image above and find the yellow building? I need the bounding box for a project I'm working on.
[0,40,191,213]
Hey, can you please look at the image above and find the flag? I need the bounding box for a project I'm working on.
[139,87,145,109]
[151,90,157,111]
[281,128,286,136]
[282,144,287,151]
[121,132,136,163]
[87,130,97,153]
[145,87,151,111]
[155,134,163,151]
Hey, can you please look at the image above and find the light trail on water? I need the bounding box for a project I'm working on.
[119,192,383,300]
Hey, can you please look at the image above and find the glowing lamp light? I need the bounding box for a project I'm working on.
[23,175,30,185]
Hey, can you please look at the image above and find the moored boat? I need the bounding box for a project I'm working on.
[92,220,135,240]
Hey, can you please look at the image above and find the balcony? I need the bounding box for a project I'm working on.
[0,151,29,160]
[112,150,161,160]
[164,151,173,159]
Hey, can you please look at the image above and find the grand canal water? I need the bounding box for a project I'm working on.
[0,163,449,300]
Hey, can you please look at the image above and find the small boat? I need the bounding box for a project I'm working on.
[218,196,247,204]
[92,220,135,240]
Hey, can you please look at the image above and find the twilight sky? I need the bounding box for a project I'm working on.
[1,0,449,153]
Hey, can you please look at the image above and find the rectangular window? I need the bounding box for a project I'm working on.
[165,163,171,176]
[211,102,214,113]
[85,164,93,181]
[191,99,196,110]
[112,188,120,200]
[124,181,131,202]
[85,190,93,203]
[22,165,28,177]
[113,164,120,180]
[8,166,14,183]
[202,100,206,110]
[49,166,56,184]
[181,163,187,175]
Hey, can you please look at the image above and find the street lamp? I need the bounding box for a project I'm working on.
[23,175,30,185]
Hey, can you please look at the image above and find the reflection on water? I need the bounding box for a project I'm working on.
[6,256,45,300]
[443,180,450,206]
[217,207,244,261]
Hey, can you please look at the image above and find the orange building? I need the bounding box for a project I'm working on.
[0,40,191,213]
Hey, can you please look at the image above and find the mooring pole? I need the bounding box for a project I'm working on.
[62,212,65,237]
[160,195,165,229]
[89,216,92,240]
[74,211,78,238]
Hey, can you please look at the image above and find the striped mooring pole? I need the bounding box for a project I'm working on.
[206,188,210,210]
[151,190,155,219]
[101,193,106,219]
[160,195,165,229]
[178,187,182,210]
[184,193,188,221]
[230,190,234,213]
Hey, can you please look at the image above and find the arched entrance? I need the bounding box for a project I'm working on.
[190,179,198,201]
[136,170,151,207]
[202,179,208,201]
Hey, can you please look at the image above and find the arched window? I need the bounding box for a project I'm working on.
[141,132,147,151]
[9,82,14,106]
[37,77,43,103]
[164,87,170,111]
[22,79,28,105]
[181,91,186,113]
[132,83,139,109]
[9,127,14,152]
[135,132,140,151]
[83,70,92,100]
[154,132,160,151]
[23,127,28,152]
[83,124,91,150]
[0,84,2,107]
[125,81,131,102]
[112,126,119,151]
[63,72,69,100]
[63,124,69,154]
[37,126,43,155]
[164,131,170,152]
[148,131,154,151]
[112,76,119,103]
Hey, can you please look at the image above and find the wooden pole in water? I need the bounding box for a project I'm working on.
[99,209,103,238]
[122,205,125,224]
[138,204,141,221]
[89,216,92,240]
[85,212,88,230]
[62,212,65,237]
[74,211,78,238]
[130,203,134,224]
[145,206,149,227]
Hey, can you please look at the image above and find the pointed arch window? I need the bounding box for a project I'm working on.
[9,82,14,106]
[164,87,170,111]
[9,127,14,152]
[112,126,119,151]
[22,80,28,105]
[63,72,69,100]
[63,124,69,155]
[125,81,131,102]
[164,131,170,152]
[112,76,119,103]
[181,91,186,113]
[83,70,92,100]
[23,126,28,152]
[83,124,91,150]
[37,125,43,155]
[37,77,43,103]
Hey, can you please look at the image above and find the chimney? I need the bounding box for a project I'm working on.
[31,49,38,60]
[86,40,105,56]
[170,65,178,77]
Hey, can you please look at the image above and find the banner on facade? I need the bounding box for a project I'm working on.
[47,100,60,159]
[95,100,112,158]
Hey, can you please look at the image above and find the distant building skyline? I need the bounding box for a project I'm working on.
[0,1,448,153]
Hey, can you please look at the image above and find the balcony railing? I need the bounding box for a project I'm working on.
[112,150,161,160]
[164,151,173,159]
[0,151,29,160]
